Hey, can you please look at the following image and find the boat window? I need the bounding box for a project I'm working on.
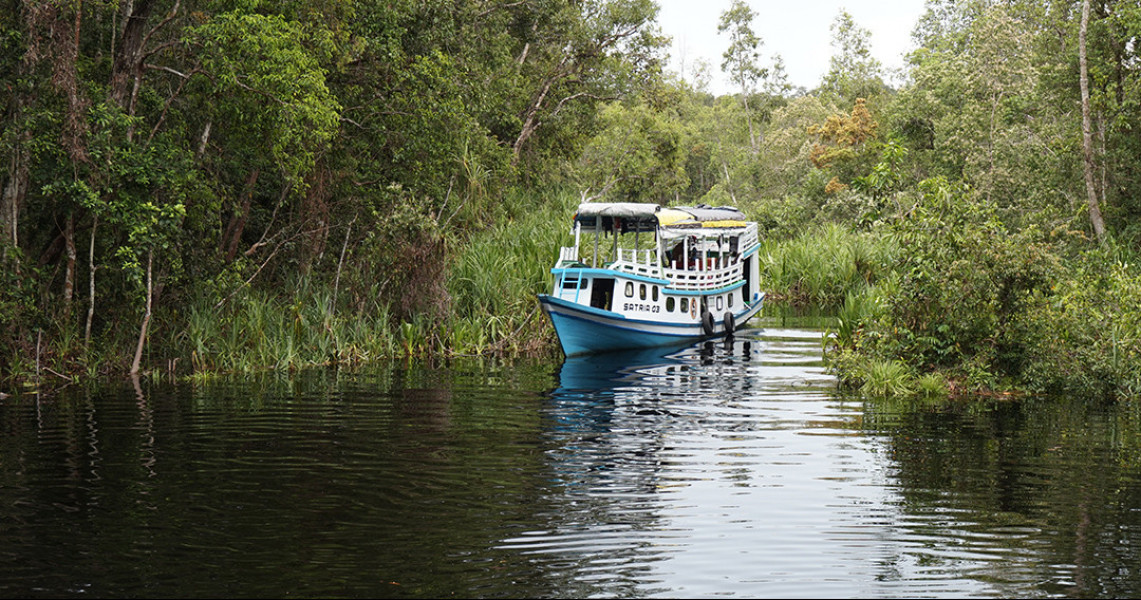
[681,298,689,313]
[652,286,659,302]
[717,296,724,311]
[728,293,734,308]
[625,282,634,297]
[666,297,675,312]
[639,284,646,300]
[561,276,588,290]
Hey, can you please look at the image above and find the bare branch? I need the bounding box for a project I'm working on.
[145,63,192,79]
[340,115,365,130]
[550,91,615,118]
[140,0,182,58]
[144,64,202,146]
[141,39,183,64]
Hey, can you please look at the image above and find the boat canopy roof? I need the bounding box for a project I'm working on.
[574,202,749,237]
[575,202,661,220]
[573,202,660,234]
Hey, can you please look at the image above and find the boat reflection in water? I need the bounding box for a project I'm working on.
[534,331,766,584]
[546,333,759,435]
[554,336,754,391]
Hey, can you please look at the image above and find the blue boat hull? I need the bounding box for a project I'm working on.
[537,293,765,357]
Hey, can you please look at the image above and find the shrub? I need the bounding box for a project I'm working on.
[829,177,1069,395]
[1018,256,1141,399]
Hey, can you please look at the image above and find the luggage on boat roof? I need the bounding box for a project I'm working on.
[574,202,746,232]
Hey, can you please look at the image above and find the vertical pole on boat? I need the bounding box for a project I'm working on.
[611,218,619,263]
[574,221,581,258]
[634,227,639,251]
[592,221,599,267]
[654,226,662,271]
[634,226,639,268]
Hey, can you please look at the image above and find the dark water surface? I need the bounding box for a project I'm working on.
[4,315,1141,598]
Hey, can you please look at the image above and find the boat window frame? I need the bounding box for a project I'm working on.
[560,276,588,290]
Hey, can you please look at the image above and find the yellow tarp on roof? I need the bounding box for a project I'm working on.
[656,208,695,226]
[658,210,746,229]
[692,219,748,228]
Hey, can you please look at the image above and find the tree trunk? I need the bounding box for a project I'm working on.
[131,249,153,375]
[1,1,47,250]
[741,93,756,152]
[86,215,97,346]
[222,169,259,262]
[0,141,28,248]
[512,75,557,165]
[1079,0,1106,242]
[109,0,158,114]
[64,211,76,318]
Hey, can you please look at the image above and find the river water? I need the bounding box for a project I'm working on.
[3,314,1141,598]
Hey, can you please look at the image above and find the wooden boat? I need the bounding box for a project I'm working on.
[538,202,765,356]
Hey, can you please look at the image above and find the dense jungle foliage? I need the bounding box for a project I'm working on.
[2,0,1140,400]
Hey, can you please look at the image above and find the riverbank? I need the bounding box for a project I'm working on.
[5,189,1141,404]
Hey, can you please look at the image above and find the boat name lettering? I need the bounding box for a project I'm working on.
[623,302,660,313]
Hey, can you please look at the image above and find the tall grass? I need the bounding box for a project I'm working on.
[758,223,898,307]
[166,191,577,377]
[444,192,575,357]
[179,281,396,375]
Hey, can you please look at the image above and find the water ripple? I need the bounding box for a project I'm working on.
[4,319,1141,597]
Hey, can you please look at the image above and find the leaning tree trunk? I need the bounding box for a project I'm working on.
[64,211,76,318]
[1079,0,1107,242]
[512,64,564,166]
[131,249,153,375]
[85,215,97,346]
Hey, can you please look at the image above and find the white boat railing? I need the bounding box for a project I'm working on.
[665,261,742,290]
[739,226,759,251]
[610,248,663,279]
[555,224,760,292]
[557,246,578,264]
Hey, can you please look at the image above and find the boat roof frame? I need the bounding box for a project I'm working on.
[573,202,751,238]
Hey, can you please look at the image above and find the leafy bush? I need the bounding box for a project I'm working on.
[873,180,1060,386]
[825,181,1141,400]
[828,178,1069,396]
[1018,255,1141,399]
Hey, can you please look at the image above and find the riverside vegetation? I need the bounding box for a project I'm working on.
[3,0,1141,401]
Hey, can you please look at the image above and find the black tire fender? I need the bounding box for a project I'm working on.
[701,310,715,336]
[723,311,736,335]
